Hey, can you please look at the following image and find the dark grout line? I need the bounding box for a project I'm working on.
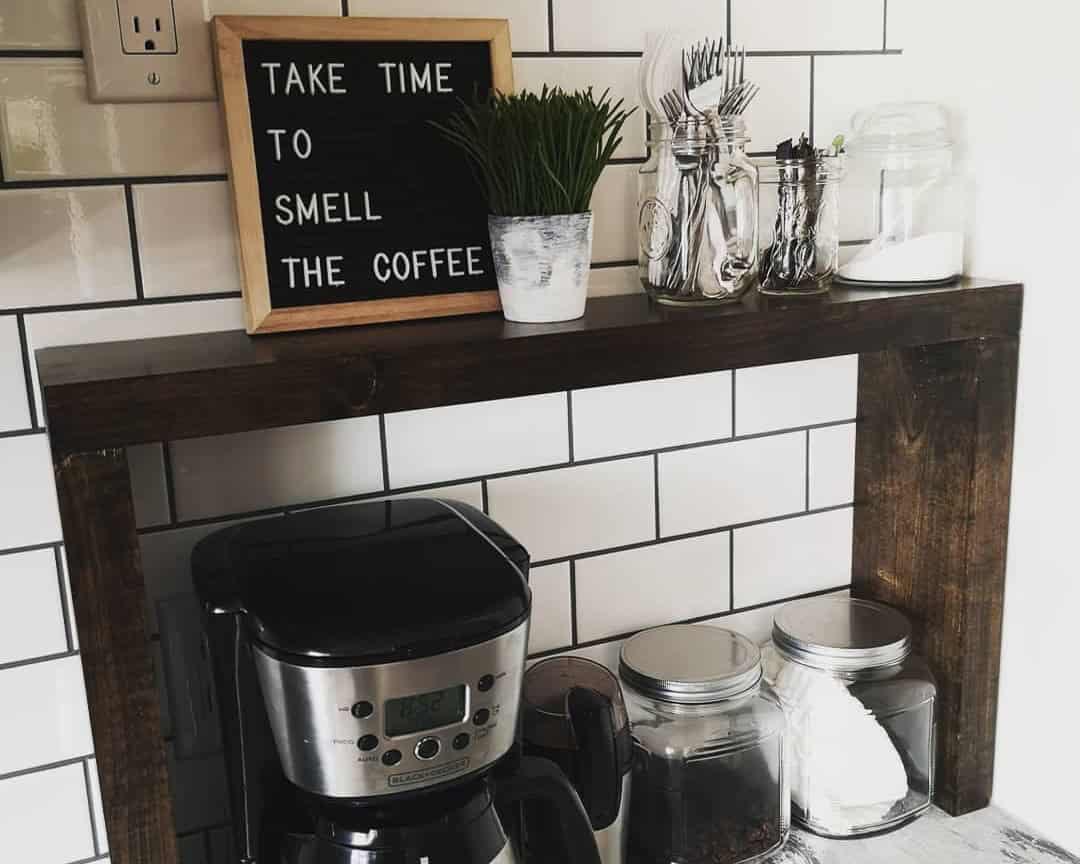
[16,314,39,429]
[726,0,733,39]
[883,0,889,51]
[83,759,102,856]
[66,854,110,864]
[54,545,75,653]
[590,259,637,270]
[608,155,648,165]
[653,453,661,539]
[747,48,902,57]
[1,290,242,318]
[0,649,79,673]
[731,370,737,436]
[481,479,489,514]
[0,49,83,58]
[0,427,44,440]
[0,753,96,783]
[568,560,579,646]
[566,391,575,462]
[378,415,390,491]
[729,530,735,610]
[805,429,811,510]
[0,540,62,558]
[124,185,145,300]
[161,441,179,525]
[530,502,855,569]
[808,56,816,147]
[840,238,873,247]
[527,583,852,659]
[512,50,643,59]
[1,173,227,191]
[547,0,555,52]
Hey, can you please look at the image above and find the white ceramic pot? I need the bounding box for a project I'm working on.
[488,213,593,323]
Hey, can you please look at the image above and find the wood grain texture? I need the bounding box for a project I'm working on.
[38,280,1022,456]
[852,338,1018,815]
[53,450,177,864]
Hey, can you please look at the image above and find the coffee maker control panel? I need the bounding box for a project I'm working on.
[253,620,528,798]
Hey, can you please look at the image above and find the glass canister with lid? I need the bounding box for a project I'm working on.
[761,596,937,837]
[619,625,789,864]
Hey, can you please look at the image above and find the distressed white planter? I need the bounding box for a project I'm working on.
[488,213,593,323]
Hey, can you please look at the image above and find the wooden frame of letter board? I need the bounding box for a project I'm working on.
[213,16,513,334]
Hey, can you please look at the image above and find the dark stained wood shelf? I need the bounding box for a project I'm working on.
[39,278,1021,456]
[35,278,1023,864]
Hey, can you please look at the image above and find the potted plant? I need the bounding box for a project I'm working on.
[436,86,634,323]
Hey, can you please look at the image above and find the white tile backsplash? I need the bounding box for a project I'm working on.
[0,762,95,864]
[576,533,730,642]
[733,0,885,51]
[735,355,858,435]
[0,60,225,180]
[528,562,573,653]
[553,0,726,51]
[813,54,915,157]
[0,434,62,549]
[489,458,655,562]
[659,432,805,536]
[348,0,550,52]
[572,372,732,460]
[0,0,81,49]
[171,417,383,521]
[513,57,645,159]
[386,393,568,488]
[0,316,30,431]
[128,443,171,529]
[0,655,93,774]
[734,507,854,607]
[809,423,857,509]
[87,757,108,854]
[591,164,638,263]
[0,548,66,665]
[133,182,242,298]
[0,186,136,311]
[743,56,812,153]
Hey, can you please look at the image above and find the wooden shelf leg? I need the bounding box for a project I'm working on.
[54,448,179,864]
[853,338,1019,816]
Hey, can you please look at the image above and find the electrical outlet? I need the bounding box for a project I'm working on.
[79,0,216,102]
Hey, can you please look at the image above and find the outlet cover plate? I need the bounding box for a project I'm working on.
[79,0,216,102]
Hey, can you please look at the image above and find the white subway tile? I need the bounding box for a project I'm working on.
[209,0,340,12]
[0,316,30,432]
[0,59,225,180]
[171,417,383,521]
[0,548,66,665]
[735,355,858,435]
[734,507,853,608]
[87,757,108,854]
[743,56,811,153]
[591,164,637,263]
[530,639,624,675]
[128,443,171,529]
[576,533,730,642]
[25,297,245,425]
[0,655,93,774]
[0,434,62,549]
[169,748,230,834]
[588,266,643,297]
[528,562,572,654]
[573,371,732,460]
[659,433,805,536]
[702,586,850,644]
[488,458,654,562]
[809,423,856,509]
[0,763,95,864]
[513,57,645,159]
[733,0,885,51]
[0,187,137,310]
[386,393,568,488]
[378,483,486,512]
[0,1,81,49]
[553,1,725,51]
[133,182,242,299]
[348,0,549,52]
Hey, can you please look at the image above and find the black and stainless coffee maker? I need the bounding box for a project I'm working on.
[193,497,600,864]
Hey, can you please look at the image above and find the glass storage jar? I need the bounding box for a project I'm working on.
[761,597,936,838]
[620,625,789,864]
[836,102,965,286]
[758,155,843,295]
[638,116,758,304]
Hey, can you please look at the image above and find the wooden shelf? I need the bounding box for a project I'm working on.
[38,278,1021,456]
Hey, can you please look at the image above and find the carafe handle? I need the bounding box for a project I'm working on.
[566,686,622,831]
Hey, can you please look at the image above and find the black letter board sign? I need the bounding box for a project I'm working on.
[213,17,511,333]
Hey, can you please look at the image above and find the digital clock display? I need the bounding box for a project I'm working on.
[385,685,467,737]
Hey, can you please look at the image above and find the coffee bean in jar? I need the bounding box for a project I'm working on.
[619,625,790,864]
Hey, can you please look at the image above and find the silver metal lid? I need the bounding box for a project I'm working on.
[772,597,911,672]
[619,624,762,704]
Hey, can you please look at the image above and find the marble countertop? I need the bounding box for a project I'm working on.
[770,807,1079,864]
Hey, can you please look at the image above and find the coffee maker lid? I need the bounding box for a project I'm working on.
[192,498,530,666]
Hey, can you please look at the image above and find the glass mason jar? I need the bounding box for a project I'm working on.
[638,116,758,304]
[620,625,789,864]
[757,156,843,296]
[761,597,936,838]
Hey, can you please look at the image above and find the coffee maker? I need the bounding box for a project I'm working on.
[192,497,600,864]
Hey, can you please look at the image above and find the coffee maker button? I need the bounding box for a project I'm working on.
[357,735,379,752]
[350,701,374,719]
[472,708,490,727]
[415,737,441,760]
[452,733,470,750]
[382,749,402,767]
[478,674,495,693]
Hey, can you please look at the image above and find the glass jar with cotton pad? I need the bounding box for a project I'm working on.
[762,596,937,837]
